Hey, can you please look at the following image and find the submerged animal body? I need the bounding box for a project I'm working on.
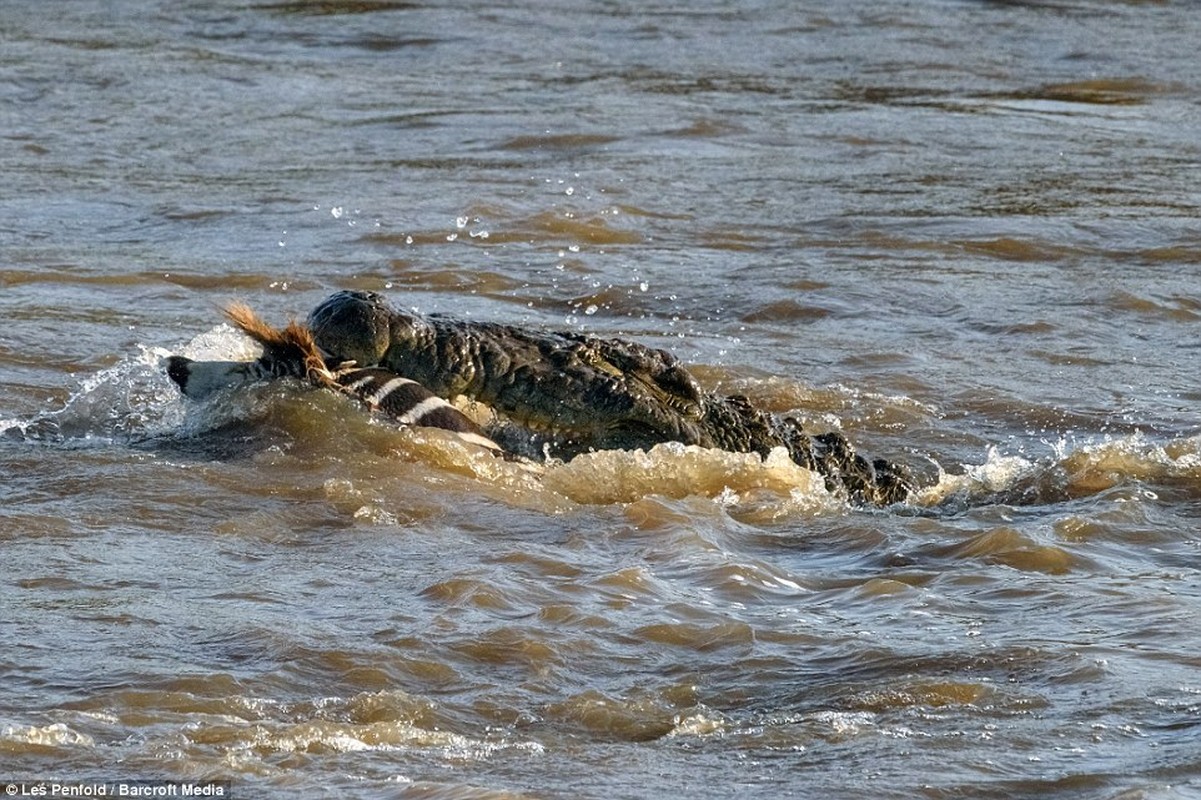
[305,291,912,504]
[166,304,502,453]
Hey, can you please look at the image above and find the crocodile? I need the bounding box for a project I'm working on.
[302,290,913,504]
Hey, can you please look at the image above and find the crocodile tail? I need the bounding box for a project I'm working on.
[809,430,913,506]
[768,413,914,505]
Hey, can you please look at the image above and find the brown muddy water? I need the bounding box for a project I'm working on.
[3,1,1201,798]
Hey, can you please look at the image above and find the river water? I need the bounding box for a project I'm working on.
[3,1,1201,797]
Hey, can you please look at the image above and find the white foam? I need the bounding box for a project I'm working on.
[1,325,264,445]
[0,722,94,748]
[180,323,262,361]
[917,433,1201,507]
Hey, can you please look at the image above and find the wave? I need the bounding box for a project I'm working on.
[1,345,184,446]
[918,433,1201,510]
[0,721,94,754]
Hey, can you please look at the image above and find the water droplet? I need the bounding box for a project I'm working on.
[639,282,648,292]
[584,304,598,316]
[456,216,469,229]
[331,206,344,219]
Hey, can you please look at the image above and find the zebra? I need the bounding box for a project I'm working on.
[165,303,503,454]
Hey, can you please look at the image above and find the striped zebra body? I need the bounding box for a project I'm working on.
[330,366,500,451]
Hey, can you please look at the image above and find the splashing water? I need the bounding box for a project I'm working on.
[918,433,1201,509]
[0,324,264,446]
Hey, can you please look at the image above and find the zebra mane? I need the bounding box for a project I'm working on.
[224,302,338,389]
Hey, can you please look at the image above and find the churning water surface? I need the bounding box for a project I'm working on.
[3,1,1201,798]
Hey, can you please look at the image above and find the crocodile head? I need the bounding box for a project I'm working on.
[305,290,709,453]
[305,290,394,367]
